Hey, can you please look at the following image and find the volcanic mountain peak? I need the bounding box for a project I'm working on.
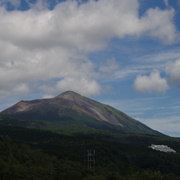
[55,91,99,109]
[55,91,120,125]
[1,91,163,136]
[55,91,83,101]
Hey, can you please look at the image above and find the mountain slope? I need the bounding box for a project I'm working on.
[1,91,163,135]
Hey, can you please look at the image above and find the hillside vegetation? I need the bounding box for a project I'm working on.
[0,125,180,179]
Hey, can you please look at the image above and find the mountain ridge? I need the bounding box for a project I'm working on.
[1,91,164,136]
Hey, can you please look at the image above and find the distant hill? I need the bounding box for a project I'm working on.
[1,91,163,136]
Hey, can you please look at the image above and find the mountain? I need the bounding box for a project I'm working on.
[1,91,163,135]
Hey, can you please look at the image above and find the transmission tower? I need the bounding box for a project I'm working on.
[84,149,95,169]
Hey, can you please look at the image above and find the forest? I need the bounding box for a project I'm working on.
[0,125,180,179]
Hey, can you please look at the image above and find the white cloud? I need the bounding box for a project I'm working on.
[140,7,177,44]
[166,59,180,87]
[0,0,178,99]
[57,77,101,96]
[0,0,177,50]
[41,77,101,97]
[0,46,99,97]
[133,70,169,94]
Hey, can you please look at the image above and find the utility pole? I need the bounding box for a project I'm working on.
[85,149,95,169]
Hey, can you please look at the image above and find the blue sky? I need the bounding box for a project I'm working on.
[0,0,180,137]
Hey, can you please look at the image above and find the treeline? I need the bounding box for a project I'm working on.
[0,126,180,179]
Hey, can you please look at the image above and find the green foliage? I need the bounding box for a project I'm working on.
[0,125,180,179]
[0,137,59,179]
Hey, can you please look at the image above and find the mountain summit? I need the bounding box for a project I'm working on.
[1,91,163,135]
[56,91,122,126]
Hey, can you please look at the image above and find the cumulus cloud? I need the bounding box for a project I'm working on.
[0,0,178,99]
[0,0,177,50]
[166,59,180,87]
[0,46,98,97]
[41,77,101,97]
[133,70,169,94]
[140,7,177,44]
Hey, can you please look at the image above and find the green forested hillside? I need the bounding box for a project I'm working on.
[0,125,180,180]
